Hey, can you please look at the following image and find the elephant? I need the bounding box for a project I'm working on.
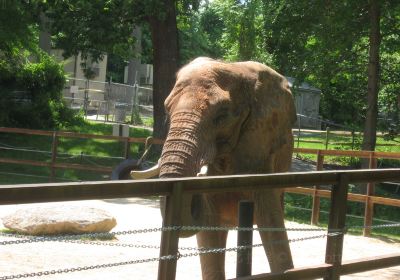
[132,57,297,279]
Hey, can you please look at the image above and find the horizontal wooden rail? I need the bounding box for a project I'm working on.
[231,253,400,280]
[293,147,400,160]
[340,253,400,275]
[0,158,113,173]
[286,187,400,207]
[231,263,332,280]
[0,127,164,145]
[0,169,398,205]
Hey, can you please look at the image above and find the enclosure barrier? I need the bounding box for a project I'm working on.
[0,169,399,280]
[1,127,400,237]
[0,127,163,180]
[291,147,400,236]
[292,127,400,150]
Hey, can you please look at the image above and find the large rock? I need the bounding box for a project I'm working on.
[2,206,117,235]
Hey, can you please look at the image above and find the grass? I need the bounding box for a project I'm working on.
[293,130,400,167]
[284,191,400,241]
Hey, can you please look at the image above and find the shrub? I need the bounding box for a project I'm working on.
[0,48,83,129]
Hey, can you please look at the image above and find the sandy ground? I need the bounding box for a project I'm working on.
[0,197,399,280]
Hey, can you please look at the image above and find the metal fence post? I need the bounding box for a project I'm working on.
[158,182,183,280]
[84,79,89,118]
[324,173,349,280]
[236,201,254,277]
[49,131,58,182]
[130,83,139,124]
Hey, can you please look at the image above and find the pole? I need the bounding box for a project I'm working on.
[363,152,377,236]
[157,183,183,280]
[236,201,254,278]
[49,131,58,182]
[324,174,349,280]
[325,126,330,150]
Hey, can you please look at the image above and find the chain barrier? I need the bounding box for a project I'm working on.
[0,223,398,279]
[0,232,329,280]
[2,222,399,246]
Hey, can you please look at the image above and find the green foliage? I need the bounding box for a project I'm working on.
[0,49,83,129]
[197,0,273,65]
[45,0,138,62]
[0,0,42,52]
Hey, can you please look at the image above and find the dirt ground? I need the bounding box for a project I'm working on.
[0,197,399,280]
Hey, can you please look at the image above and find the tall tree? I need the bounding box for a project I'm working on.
[46,0,199,140]
[362,0,380,152]
[149,0,180,140]
[263,0,399,148]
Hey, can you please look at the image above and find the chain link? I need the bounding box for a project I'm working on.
[0,254,176,280]
[0,233,328,280]
[2,222,398,246]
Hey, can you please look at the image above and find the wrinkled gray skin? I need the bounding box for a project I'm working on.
[159,57,296,279]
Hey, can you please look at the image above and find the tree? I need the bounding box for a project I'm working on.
[199,0,272,64]
[263,0,400,150]
[148,0,180,140]
[0,1,80,129]
[46,0,200,140]
[362,0,380,152]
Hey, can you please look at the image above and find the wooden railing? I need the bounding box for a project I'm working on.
[0,127,163,181]
[292,128,400,150]
[1,127,400,237]
[0,169,399,280]
[291,148,400,236]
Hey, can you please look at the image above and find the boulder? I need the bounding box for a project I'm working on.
[2,206,117,235]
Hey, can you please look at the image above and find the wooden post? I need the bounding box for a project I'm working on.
[49,131,59,182]
[325,127,330,150]
[236,201,254,278]
[363,152,377,237]
[311,150,324,225]
[157,183,183,280]
[324,173,349,280]
[123,137,130,159]
[297,117,301,149]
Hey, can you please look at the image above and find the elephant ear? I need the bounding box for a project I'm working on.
[230,61,296,173]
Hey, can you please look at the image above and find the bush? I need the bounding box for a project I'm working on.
[0,48,83,129]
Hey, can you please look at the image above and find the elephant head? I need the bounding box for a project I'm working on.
[132,57,296,237]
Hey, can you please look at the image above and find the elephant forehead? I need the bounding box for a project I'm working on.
[172,86,230,114]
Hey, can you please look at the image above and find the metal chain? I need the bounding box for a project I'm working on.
[347,222,400,230]
[0,228,164,246]
[0,254,176,280]
[0,233,328,280]
[2,222,398,246]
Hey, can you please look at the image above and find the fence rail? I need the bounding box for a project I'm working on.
[0,169,399,280]
[1,127,400,237]
[0,127,163,181]
[292,147,400,236]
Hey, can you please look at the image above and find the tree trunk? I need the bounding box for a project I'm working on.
[149,0,180,142]
[127,27,142,86]
[362,0,380,153]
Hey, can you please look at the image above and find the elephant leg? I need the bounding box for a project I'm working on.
[196,230,228,280]
[254,191,294,272]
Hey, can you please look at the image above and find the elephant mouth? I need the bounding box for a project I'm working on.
[131,161,208,237]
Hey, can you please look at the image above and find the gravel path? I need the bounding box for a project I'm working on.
[1,197,399,280]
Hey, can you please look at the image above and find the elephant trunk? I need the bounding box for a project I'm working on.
[159,111,215,237]
[160,111,213,178]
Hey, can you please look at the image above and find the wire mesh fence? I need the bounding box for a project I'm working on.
[63,78,153,126]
